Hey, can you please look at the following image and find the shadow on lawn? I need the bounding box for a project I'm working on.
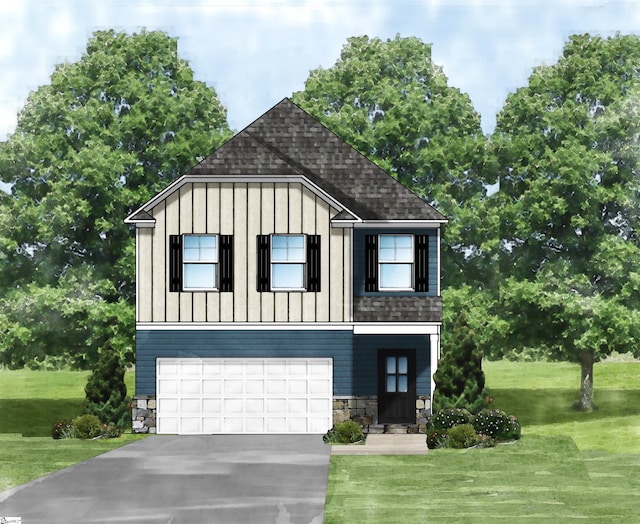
[490,388,640,426]
[0,399,84,437]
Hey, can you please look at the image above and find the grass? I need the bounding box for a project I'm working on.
[485,360,640,453]
[325,360,640,522]
[0,368,145,492]
[0,368,135,436]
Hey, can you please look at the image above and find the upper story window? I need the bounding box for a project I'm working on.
[365,233,429,293]
[378,234,413,290]
[183,235,218,290]
[169,234,233,292]
[257,234,321,292]
[271,235,305,290]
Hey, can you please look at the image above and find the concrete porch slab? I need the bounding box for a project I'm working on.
[330,433,428,455]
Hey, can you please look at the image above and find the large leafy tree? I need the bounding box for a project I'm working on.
[292,35,497,290]
[493,33,640,409]
[0,30,231,367]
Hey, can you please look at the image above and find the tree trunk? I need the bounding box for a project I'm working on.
[576,350,597,411]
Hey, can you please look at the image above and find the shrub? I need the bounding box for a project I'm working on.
[324,420,364,444]
[51,419,76,440]
[427,408,472,430]
[475,433,497,448]
[432,311,489,413]
[447,423,478,449]
[501,415,522,440]
[426,429,450,449]
[101,424,123,439]
[472,409,511,439]
[83,341,130,429]
[72,414,103,439]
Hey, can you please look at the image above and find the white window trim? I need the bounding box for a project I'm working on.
[378,234,414,292]
[182,234,219,291]
[270,234,307,292]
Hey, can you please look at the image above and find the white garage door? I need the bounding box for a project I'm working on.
[156,358,333,434]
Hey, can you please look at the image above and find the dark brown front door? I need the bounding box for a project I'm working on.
[377,348,416,424]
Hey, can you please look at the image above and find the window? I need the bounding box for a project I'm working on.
[386,356,409,393]
[271,235,305,290]
[379,234,413,290]
[364,233,429,292]
[169,234,233,292]
[257,234,321,292]
[183,235,217,290]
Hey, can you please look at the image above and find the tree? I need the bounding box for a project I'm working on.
[83,340,129,429]
[493,33,640,409]
[0,29,231,297]
[432,311,489,413]
[292,35,497,290]
[0,30,231,367]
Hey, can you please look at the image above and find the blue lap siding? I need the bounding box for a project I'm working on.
[136,330,431,398]
[135,329,353,395]
[353,334,431,395]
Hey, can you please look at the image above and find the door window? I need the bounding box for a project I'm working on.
[385,356,408,393]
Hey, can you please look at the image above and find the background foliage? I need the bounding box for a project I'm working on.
[0,30,638,412]
[0,30,231,368]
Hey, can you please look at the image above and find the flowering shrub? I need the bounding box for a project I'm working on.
[475,433,497,448]
[472,409,522,440]
[426,407,521,449]
[426,429,450,449]
[51,419,76,439]
[427,408,472,430]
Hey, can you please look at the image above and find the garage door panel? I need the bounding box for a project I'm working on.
[156,358,333,434]
[181,380,201,394]
[157,379,178,395]
[203,379,221,394]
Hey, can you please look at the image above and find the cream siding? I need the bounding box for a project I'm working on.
[138,182,351,324]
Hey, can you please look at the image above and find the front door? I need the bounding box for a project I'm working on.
[377,348,416,424]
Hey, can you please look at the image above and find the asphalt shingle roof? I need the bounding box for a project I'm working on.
[188,98,446,222]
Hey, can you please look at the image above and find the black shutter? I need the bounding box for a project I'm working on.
[219,235,234,292]
[415,234,429,292]
[306,235,321,292]
[364,235,378,292]
[257,235,270,292]
[169,234,182,292]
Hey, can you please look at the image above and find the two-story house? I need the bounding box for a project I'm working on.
[126,99,446,435]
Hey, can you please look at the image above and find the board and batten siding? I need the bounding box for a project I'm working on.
[135,329,353,396]
[136,182,351,323]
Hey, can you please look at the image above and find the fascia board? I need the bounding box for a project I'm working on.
[354,220,448,228]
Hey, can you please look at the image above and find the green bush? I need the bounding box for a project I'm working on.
[473,409,520,440]
[51,419,76,440]
[83,342,130,429]
[427,408,472,430]
[432,311,489,413]
[426,429,450,449]
[72,414,103,439]
[501,415,522,440]
[447,424,478,449]
[324,420,364,444]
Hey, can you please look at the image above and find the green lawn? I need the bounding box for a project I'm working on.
[0,368,145,492]
[325,360,640,523]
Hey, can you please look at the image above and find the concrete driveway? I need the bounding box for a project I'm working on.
[0,435,330,524]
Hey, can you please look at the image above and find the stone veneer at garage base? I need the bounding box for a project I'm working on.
[130,394,432,435]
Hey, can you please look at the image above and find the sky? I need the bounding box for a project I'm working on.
[1,0,639,140]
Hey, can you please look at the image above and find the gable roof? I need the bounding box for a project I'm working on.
[126,98,446,224]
